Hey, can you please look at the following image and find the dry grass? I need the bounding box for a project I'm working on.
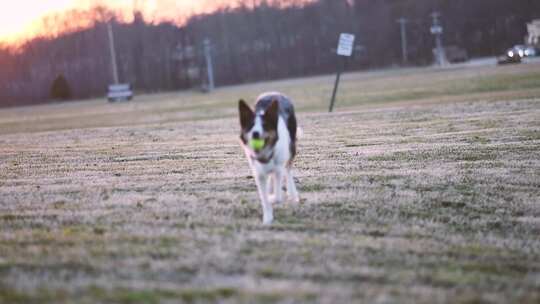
[1,62,540,134]
[0,63,539,303]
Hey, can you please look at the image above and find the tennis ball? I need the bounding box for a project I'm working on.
[250,138,265,150]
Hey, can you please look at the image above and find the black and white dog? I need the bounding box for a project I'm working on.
[238,92,300,224]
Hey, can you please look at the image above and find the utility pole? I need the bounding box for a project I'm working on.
[203,38,215,92]
[430,12,446,66]
[396,17,409,64]
[107,22,119,84]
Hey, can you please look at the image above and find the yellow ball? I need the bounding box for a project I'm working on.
[250,139,265,150]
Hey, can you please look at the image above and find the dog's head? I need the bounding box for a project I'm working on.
[238,99,279,159]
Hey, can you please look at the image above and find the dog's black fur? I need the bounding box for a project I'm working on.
[237,92,300,224]
[239,93,297,162]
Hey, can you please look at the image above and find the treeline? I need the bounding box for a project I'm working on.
[0,0,538,106]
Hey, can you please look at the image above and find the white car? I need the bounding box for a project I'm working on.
[511,45,537,58]
[524,46,537,57]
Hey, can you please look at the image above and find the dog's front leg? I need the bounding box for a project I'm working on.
[267,175,274,197]
[286,167,300,203]
[255,173,273,225]
[270,169,284,205]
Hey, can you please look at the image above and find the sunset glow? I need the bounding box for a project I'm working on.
[0,0,268,45]
[0,0,76,43]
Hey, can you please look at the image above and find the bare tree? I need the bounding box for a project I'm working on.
[0,0,538,106]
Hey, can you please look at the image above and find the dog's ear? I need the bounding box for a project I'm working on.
[238,99,254,130]
[264,99,279,130]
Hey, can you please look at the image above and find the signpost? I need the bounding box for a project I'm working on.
[329,33,355,112]
[106,22,133,102]
[430,12,446,66]
[203,38,215,92]
[397,17,409,64]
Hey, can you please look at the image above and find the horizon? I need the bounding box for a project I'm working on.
[0,0,312,45]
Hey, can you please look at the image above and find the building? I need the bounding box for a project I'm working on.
[526,19,540,46]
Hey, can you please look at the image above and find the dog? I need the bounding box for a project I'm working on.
[238,92,300,224]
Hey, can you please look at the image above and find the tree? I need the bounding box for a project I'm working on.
[50,74,72,100]
[1,0,539,107]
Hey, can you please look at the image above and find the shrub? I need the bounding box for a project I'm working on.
[50,75,72,100]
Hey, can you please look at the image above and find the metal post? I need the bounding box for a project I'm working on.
[203,38,215,92]
[397,17,408,64]
[107,22,119,84]
[329,57,344,113]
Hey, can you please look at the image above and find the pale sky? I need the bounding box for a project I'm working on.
[0,0,237,44]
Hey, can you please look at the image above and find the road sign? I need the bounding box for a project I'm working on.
[337,33,355,57]
[330,33,355,112]
[430,25,443,35]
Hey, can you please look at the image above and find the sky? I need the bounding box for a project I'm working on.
[0,0,238,44]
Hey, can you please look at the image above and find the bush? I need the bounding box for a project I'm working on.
[50,75,72,100]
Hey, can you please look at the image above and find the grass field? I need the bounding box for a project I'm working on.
[1,63,539,303]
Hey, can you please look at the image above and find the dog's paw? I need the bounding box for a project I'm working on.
[287,192,300,204]
[268,194,283,205]
[262,213,273,225]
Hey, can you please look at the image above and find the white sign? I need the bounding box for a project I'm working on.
[337,33,355,57]
[430,25,443,35]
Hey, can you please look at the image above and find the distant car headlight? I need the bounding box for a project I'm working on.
[518,50,524,57]
[508,50,514,57]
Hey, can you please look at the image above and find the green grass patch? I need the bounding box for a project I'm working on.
[464,72,540,93]
[300,183,326,192]
[87,287,238,304]
[83,286,316,304]
[340,71,540,108]
[0,286,69,304]
[520,129,540,141]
